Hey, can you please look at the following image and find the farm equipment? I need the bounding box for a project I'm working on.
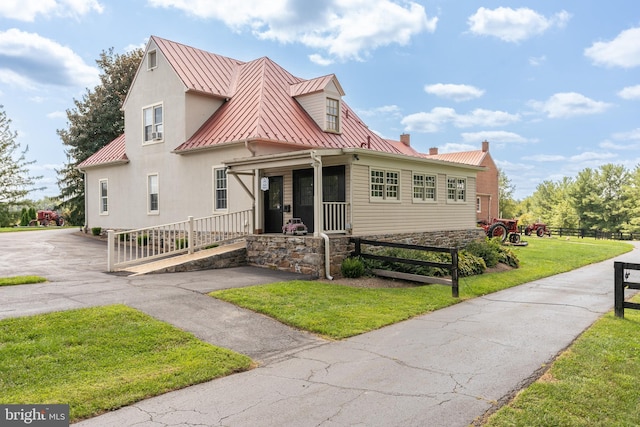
[282,218,308,235]
[479,218,521,244]
[29,210,65,227]
[524,222,551,237]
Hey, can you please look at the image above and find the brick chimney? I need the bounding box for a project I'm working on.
[400,133,410,146]
[429,147,438,155]
[482,140,489,152]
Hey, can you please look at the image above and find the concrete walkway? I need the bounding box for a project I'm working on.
[1,229,638,426]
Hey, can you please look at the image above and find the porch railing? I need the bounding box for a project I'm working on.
[323,201,348,234]
[107,209,252,272]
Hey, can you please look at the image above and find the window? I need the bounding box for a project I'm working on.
[143,104,163,143]
[148,174,159,213]
[99,179,108,214]
[412,173,436,201]
[326,98,339,132]
[447,177,466,202]
[370,169,400,201]
[147,50,157,70]
[214,167,227,210]
[476,197,481,213]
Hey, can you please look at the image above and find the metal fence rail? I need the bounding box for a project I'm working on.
[107,210,252,272]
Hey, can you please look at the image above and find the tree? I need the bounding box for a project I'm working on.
[57,47,143,225]
[498,168,518,218]
[0,106,41,226]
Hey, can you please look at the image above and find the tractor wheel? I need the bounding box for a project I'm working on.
[41,219,49,226]
[524,227,532,236]
[509,233,521,244]
[536,227,544,237]
[488,223,508,242]
[56,218,65,226]
[28,220,38,227]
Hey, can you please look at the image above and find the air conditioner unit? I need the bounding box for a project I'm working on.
[152,132,163,140]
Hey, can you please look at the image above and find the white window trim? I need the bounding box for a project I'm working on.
[369,167,401,203]
[99,179,108,215]
[142,102,164,145]
[476,197,481,213]
[213,166,228,213]
[412,172,437,203]
[147,50,157,70]
[325,97,340,133]
[446,176,467,203]
[147,173,159,215]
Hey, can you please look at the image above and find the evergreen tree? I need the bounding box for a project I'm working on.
[498,168,518,218]
[0,106,41,226]
[57,47,143,225]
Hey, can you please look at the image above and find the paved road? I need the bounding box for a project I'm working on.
[1,229,638,426]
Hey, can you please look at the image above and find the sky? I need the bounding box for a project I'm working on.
[0,0,638,201]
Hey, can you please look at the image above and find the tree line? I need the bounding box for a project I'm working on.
[500,164,640,233]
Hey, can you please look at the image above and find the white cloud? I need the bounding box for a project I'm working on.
[585,27,640,68]
[460,131,529,144]
[528,154,565,162]
[424,83,484,102]
[495,159,535,172]
[528,55,546,66]
[308,53,333,66]
[147,0,437,61]
[0,0,103,21]
[402,107,520,133]
[357,104,402,117]
[618,85,640,100]
[437,143,477,153]
[529,92,612,118]
[612,128,640,141]
[467,7,570,43]
[569,151,617,163]
[0,29,99,88]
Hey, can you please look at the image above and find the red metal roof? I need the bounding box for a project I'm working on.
[424,150,487,166]
[77,134,128,169]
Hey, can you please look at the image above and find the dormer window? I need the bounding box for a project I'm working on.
[326,98,339,132]
[147,50,157,70]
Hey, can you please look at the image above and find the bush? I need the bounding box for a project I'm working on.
[137,234,148,246]
[465,238,501,267]
[176,238,188,249]
[457,250,487,276]
[498,245,520,268]
[91,227,102,236]
[119,233,129,241]
[341,257,365,278]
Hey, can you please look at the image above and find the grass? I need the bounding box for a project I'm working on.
[210,237,632,339]
[0,276,47,286]
[0,226,75,232]
[0,305,252,422]
[484,292,640,427]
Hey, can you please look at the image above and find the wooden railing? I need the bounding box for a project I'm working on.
[614,261,640,318]
[323,201,348,233]
[107,210,252,272]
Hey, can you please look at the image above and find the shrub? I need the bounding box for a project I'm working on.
[465,238,500,267]
[176,238,188,249]
[137,234,148,246]
[498,245,520,268]
[119,233,129,242]
[341,257,365,278]
[91,227,102,236]
[457,250,487,276]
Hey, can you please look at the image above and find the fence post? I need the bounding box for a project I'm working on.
[451,248,459,298]
[107,229,114,272]
[614,262,625,318]
[188,216,194,255]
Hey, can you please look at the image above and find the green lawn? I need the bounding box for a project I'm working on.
[210,237,632,339]
[484,293,640,427]
[0,276,47,286]
[0,305,252,422]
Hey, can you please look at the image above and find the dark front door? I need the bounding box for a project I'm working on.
[263,176,283,233]
[293,169,315,233]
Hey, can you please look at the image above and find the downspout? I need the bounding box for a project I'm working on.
[80,169,88,232]
[310,150,333,280]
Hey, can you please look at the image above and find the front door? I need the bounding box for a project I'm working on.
[263,176,283,233]
[293,169,315,233]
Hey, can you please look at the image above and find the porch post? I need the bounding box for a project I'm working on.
[311,151,323,237]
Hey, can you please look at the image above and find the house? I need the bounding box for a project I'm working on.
[78,36,486,277]
[424,140,499,224]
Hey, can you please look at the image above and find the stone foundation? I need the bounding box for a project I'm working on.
[247,228,485,279]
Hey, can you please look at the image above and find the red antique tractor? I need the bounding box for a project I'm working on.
[524,223,551,237]
[29,210,65,227]
[479,218,521,244]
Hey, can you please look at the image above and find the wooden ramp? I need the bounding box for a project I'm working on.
[122,241,246,276]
